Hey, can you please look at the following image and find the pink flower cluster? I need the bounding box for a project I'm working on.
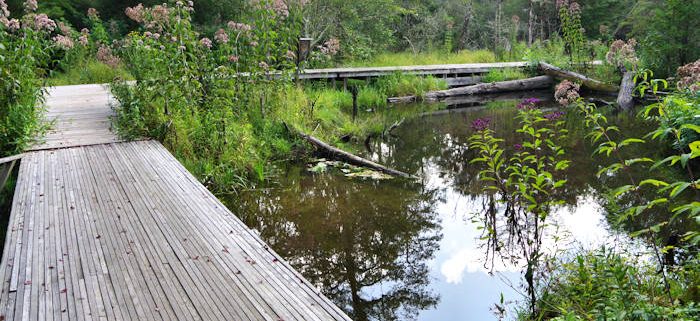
[57,21,71,36]
[676,60,700,92]
[554,80,581,106]
[97,45,121,68]
[199,37,212,49]
[53,34,74,50]
[319,38,340,56]
[126,4,145,23]
[556,0,581,14]
[78,28,89,46]
[1,0,9,17]
[214,29,229,44]
[87,8,99,19]
[24,0,37,12]
[606,39,638,68]
[34,13,56,32]
[227,21,252,32]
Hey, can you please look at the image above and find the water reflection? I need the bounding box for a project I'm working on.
[226,98,695,320]
[229,167,442,320]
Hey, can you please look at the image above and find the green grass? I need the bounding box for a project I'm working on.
[48,59,133,86]
[481,68,529,82]
[342,49,497,67]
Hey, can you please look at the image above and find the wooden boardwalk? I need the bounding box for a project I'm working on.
[31,84,124,151]
[0,85,351,320]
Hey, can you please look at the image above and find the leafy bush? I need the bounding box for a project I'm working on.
[111,1,301,191]
[342,49,496,67]
[0,1,71,156]
[374,73,447,98]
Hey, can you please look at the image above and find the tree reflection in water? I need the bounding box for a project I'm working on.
[228,166,443,321]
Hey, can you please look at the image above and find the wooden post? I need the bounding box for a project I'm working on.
[351,87,358,122]
[0,160,17,191]
[343,78,348,91]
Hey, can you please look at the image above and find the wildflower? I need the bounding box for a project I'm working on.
[53,35,74,50]
[227,21,252,32]
[96,45,121,68]
[151,5,169,23]
[323,38,340,55]
[178,45,186,51]
[514,143,523,150]
[24,0,37,12]
[470,118,491,132]
[199,37,212,49]
[554,80,581,106]
[228,55,239,63]
[517,98,541,110]
[676,59,700,92]
[78,34,89,46]
[34,14,56,31]
[258,61,269,70]
[544,111,566,121]
[606,39,638,68]
[152,33,161,40]
[87,8,99,19]
[0,0,9,18]
[214,29,229,43]
[125,4,145,23]
[249,41,258,47]
[57,21,71,36]
[2,18,19,31]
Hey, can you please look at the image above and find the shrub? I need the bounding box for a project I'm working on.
[0,1,71,156]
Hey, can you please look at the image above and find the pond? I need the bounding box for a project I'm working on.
[225,93,688,320]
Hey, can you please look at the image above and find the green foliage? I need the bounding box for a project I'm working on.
[482,68,528,82]
[0,4,72,156]
[111,1,301,192]
[341,49,496,67]
[532,247,700,321]
[48,58,132,86]
[469,98,569,316]
[374,73,447,98]
[631,0,700,78]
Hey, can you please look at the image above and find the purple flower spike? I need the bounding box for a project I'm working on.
[544,111,566,121]
[471,117,491,131]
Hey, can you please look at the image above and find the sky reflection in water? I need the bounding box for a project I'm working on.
[228,99,661,320]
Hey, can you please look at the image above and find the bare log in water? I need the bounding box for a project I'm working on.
[298,131,412,178]
[617,70,636,110]
[538,62,619,93]
[389,76,554,103]
[424,75,554,101]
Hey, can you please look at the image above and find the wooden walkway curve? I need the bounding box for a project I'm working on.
[0,85,351,320]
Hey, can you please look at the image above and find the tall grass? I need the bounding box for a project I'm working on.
[342,49,497,67]
[481,68,529,83]
[48,59,133,86]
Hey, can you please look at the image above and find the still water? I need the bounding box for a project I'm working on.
[227,95,679,320]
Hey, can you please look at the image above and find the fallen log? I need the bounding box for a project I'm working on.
[298,131,412,178]
[616,69,635,110]
[538,62,619,93]
[387,96,417,104]
[424,75,554,101]
[442,89,552,106]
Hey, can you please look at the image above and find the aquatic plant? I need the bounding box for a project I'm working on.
[469,98,570,316]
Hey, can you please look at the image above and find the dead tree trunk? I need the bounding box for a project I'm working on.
[538,62,619,93]
[617,68,635,110]
[298,132,411,178]
[389,76,554,102]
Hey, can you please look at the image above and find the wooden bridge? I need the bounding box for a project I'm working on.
[0,84,351,320]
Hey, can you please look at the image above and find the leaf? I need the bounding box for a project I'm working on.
[681,124,700,134]
[669,182,691,198]
[639,179,669,187]
[618,138,645,148]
